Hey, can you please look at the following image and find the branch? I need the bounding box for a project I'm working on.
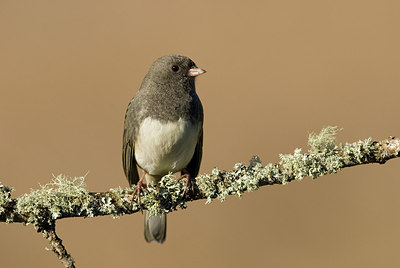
[0,127,399,267]
[42,226,75,268]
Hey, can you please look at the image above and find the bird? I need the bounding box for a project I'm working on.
[122,54,205,244]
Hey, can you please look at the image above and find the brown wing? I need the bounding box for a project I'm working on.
[182,128,203,178]
[122,102,139,186]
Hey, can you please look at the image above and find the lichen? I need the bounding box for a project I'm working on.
[196,157,270,203]
[308,126,339,153]
[16,175,92,226]
[378,137,400,161]
[196,126,371,204]
[0,184,14,222]
[142,173,187,216]
[341,138,373,165]
[103,186,138,218]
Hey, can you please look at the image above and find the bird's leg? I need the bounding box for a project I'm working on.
[133,172,147,209]
[179,170,195,198]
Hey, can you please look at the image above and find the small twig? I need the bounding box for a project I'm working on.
[41,224,75,268]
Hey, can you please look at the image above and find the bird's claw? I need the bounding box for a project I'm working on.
[132,173,147,211]
[180,173,196,198]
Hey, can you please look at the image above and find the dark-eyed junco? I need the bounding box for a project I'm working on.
[122,54,206,244]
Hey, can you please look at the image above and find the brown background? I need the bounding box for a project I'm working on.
[1,1,399,267]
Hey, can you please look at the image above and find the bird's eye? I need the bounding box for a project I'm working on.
[171,65,180,72]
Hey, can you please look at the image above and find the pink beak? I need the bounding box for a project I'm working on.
[188,67,206,77]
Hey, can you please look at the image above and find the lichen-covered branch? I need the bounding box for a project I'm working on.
[0,127,399,267]
[42,226,75,268]
[1,126,399,224]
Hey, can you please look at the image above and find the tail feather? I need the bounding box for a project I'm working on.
[144,211,167,244]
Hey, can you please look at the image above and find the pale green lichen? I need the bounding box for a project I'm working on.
[308,126,339,152]
[0,184,12,213]
[0,184,14,222]
[341,138,373,165]
[196,158,271,203]
[16,175,92,226]
[104,186,138,218]
[283,126,342,179]
[142,173,186,216]
[196,126,377,204]
[385,138,400,155]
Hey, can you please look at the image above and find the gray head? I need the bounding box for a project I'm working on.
[146,54,206,87]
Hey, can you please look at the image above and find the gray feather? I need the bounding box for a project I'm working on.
[183,129,203,179]
[144,211,167,244]
[122,100,140,185]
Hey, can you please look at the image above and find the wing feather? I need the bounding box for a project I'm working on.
[183,128,203,179]
[122,101,140,186]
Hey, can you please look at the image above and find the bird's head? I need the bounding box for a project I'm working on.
[147,54,206,87]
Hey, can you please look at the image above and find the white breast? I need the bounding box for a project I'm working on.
[134,117,200,176]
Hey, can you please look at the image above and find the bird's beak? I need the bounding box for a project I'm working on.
[188,67,206,77]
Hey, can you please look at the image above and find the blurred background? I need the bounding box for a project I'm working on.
[1,1,399,267]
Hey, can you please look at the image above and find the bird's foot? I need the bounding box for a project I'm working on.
[179,172,196,198]
[132,172,147,210]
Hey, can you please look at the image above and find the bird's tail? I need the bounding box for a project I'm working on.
[144,211,167,244]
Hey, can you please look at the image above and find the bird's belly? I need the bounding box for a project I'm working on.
[135,117,200,176]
